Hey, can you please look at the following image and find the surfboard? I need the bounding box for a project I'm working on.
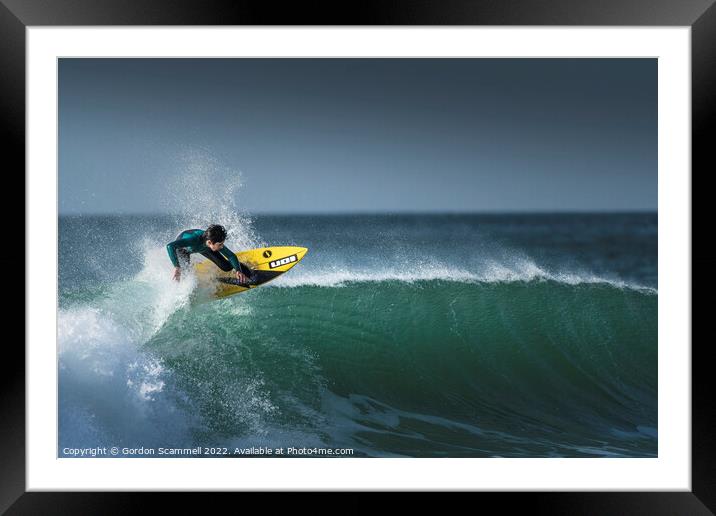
[193,246,308,299]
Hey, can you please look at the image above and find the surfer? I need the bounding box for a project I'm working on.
[167,224,252,283]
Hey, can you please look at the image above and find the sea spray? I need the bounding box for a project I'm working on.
[162,148,259,251]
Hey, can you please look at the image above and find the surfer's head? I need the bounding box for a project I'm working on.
[204,224,227,251]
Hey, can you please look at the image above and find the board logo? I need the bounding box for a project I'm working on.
[263,250,272,258]
[269,255,297,269]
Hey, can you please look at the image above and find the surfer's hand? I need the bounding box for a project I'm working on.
[235,271,249,284]
[173,267,181,282]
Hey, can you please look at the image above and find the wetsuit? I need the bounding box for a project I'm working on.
[166,229,252,276]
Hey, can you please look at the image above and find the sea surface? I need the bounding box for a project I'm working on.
[58,212,657,457]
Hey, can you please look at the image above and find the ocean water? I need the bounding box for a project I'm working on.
[58,212,657,457]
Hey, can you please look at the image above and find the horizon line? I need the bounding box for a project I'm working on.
[59,209,659,217]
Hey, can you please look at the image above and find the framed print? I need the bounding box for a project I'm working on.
[3,0,712,512]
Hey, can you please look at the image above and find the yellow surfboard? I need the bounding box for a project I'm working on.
[194,246,308,299]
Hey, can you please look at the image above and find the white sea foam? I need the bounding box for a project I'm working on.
[58,306,170,401]
[58,305,197,449]
[268,257,657,294]
[58,245,204,450]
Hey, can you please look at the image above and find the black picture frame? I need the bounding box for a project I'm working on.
[3,0,711,512]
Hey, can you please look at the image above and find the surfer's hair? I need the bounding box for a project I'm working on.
[204,224,227,243]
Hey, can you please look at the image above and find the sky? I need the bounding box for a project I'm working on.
[59,58,657,215]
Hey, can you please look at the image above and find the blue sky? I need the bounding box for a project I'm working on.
[59,58,656,214]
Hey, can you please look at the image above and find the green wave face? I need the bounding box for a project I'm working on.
[144,279,657,457]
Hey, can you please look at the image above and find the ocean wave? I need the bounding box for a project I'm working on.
[58,227,657,457]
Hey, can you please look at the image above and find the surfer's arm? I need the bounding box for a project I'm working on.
[219,246,243,272]
[166,239,185,268]
[167,232,204,268]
